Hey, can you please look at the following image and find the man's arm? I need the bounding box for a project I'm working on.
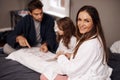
[41,14,58,53]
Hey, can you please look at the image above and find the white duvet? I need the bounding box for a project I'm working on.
[6,47,59,74]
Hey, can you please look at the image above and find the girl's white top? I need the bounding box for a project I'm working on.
[56,36,77,53]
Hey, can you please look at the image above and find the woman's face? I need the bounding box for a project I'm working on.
[77,11,93,34]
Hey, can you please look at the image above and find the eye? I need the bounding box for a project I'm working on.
[85,19,90,22]
[33,13,39,16]
[39,12,43,15]
[77,18,81,21]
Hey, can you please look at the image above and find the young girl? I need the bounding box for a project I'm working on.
[40,5,112,80]
[55,17,77,58]
[39,17,77,80]
[41,17,77,61]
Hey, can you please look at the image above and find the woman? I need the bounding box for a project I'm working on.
[40,5,112,80]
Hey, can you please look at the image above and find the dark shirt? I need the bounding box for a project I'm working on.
[7,13,58,53]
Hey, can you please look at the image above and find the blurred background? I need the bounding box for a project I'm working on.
[0,0,120,47]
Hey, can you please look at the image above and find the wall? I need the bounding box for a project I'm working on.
[0,0,29,29]
[0,0,120,47]
[70,0,120,47]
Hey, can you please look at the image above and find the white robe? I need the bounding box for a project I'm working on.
[43,37,112,80]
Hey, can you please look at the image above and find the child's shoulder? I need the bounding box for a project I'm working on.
[71,36,77,40]
[70,36,77,43]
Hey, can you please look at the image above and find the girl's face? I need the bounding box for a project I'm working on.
[56,26,64,36]
[57,28,64,35]
[77,11,93,34]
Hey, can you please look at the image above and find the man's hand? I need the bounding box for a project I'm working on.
[40,43,48,53]
[16,35,31,48]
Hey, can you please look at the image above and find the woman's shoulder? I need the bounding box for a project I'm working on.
[84,37,102,47]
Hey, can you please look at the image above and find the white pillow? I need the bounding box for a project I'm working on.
[110,40,120,53]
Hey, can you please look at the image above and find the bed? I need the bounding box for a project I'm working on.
[0,49,40,80]
[108,41,120,80]
[0,47,120,80]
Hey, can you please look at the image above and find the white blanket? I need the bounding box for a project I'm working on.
[6,47,59,74]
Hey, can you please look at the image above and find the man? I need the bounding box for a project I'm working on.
[3,0,58,54]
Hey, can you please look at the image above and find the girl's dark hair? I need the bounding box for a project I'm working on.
[73,5,108,62]
[28,0,43,13]
[57,17,76,49]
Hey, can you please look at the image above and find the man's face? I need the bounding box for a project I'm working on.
[30,8,43,22]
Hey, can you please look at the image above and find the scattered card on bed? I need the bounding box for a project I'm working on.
[46,58,57,62]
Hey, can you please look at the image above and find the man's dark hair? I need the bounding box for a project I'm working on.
[28,0,43,12]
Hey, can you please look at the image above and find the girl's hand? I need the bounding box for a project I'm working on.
[64,53,71,59]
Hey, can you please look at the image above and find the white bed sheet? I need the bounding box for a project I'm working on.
[6,47,58,73]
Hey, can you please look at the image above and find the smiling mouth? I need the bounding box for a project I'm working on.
[80,27,86,30]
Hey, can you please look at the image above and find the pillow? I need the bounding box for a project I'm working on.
[110,40,120,53]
